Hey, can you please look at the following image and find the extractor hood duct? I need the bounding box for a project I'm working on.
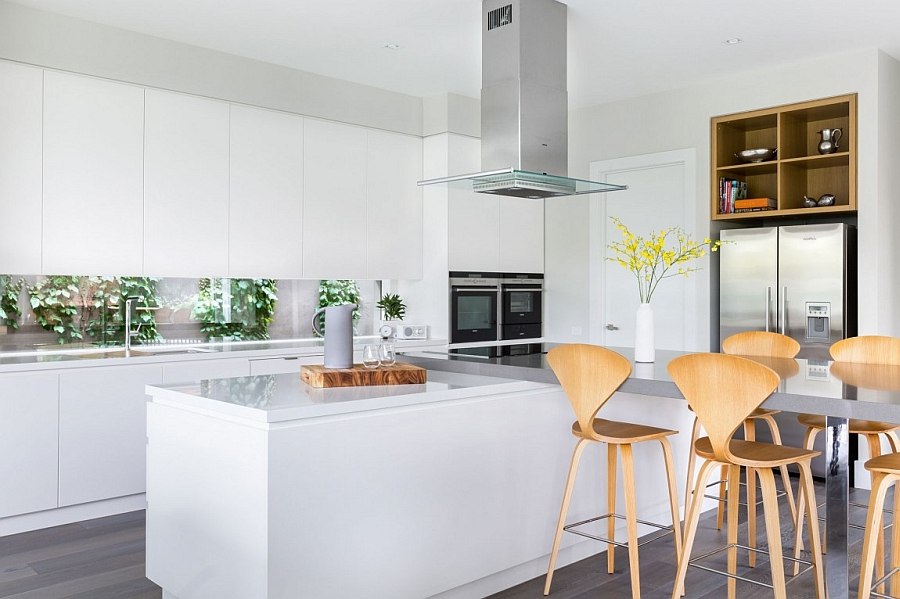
[417,0,625,199]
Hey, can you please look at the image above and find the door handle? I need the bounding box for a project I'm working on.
[781,286,787,335]
[765,286,772,332]
[606,323,619,331]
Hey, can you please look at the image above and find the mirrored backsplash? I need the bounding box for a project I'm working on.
[0,275,380,351]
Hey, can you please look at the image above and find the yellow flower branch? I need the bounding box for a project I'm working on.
[606,217,723,303]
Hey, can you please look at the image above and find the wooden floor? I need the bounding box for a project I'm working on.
[0,481,882,599]
[0,511,160,599]
[490,481,878,599]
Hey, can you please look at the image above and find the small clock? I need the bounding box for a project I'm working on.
[379,324,393,339]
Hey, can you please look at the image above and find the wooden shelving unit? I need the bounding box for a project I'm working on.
[711,94,857,220]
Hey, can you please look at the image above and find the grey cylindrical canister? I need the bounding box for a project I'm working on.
[311,304,357,369]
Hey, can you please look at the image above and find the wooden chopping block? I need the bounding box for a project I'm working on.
[301,363,427,388]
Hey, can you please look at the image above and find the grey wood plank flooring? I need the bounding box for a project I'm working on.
[0,511,160,599]
[489,480,879,599]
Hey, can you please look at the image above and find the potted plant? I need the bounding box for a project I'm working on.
[376,293,406,339]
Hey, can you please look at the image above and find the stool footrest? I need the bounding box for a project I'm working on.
[688,543,814,589]
[563,513,674,549]
[869,566,900,598]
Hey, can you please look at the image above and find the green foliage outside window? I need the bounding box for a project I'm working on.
[0,275,25,329]
[192,278,278,341]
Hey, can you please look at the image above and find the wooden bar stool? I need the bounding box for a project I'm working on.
[858,451,900,598]
[793,336,900,585]
[669,353,825,599]
[683,331,800,567]
[544,344,683,599]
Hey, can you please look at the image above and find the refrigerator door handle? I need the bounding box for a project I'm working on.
[781,286,788,335]
[766,286,772,332]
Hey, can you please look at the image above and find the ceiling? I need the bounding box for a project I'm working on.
[11,0,900,108]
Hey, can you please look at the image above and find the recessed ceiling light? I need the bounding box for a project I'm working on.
[723,38,743,45]
[384,43,400,50]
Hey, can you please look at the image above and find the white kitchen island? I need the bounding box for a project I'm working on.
[145,369,694,599]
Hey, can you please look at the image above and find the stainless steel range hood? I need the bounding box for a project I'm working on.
[418,0,625,199]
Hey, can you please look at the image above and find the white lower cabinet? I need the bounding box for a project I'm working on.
[0,372,59,518]
[162,358,251,385]
[58,365,163,507]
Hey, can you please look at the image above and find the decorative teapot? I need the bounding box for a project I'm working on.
[817,128,842,155]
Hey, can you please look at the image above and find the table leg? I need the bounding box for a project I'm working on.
[825,416,849,598]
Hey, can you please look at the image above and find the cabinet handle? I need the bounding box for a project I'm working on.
[606,323,619,331]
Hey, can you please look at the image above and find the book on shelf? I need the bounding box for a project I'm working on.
[717,178,747,214]
[733,207,775,213]
[733,197,776,210]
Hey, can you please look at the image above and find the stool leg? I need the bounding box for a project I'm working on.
[659,438,684,563]
[608,443,617,575]
[797,460,825,599]
[620,443,641,599]
[858,472,891,599]
[544,438,588,596]
[744,420,758,568]
[866,434,887,596]
[760,413,799,525]
[716,464,728,530]
[671,458,718,599]
[891,474,900,596]
[683,416,700,521]
[793,426,820,575]
[726,464,741,599]
[758,467,787,599]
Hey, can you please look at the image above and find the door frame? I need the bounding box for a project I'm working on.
[588,148,699,348]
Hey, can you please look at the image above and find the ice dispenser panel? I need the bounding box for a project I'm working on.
[806,302,831,341]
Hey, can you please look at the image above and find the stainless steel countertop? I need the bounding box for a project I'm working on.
[399,346,900,422]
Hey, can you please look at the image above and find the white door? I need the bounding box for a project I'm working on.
[589,149,698,350]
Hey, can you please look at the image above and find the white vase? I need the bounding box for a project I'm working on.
[634,303,655,363]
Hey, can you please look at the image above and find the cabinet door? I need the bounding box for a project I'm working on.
[0,372,58,518]
[0,62,42,274]
[498,197,544,273]
[302,119,367,279]
[59,365,163,506]
[447,135,500,272]
[144,90,229,277]
[229,105,304,279]
[43,72,145,275]
[366,131,423,279]
[162,358,251,385]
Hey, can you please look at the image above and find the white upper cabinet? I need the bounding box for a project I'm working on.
[144,89,230,277]
[498,197,544,273]
[0,62,42,274]
[448,136,501,272]
[302,119,367,279]
[229,105,304,279]
[43,72,145,275]
[366,131,423,280]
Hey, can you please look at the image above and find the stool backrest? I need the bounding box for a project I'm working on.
[668,353,779,463]
[722,331,800,358]
[547,344,631,440]
[830,335,900,365]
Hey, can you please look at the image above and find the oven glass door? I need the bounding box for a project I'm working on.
[502,287,542,325]
[451,288,498,343]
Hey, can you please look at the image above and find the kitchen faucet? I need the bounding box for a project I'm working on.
[123,296,144,357]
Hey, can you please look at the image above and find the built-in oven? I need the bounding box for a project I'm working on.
[449,272,501,344]
[500,273,543,340]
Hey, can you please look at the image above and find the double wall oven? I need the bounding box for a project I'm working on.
[449,272,543,344]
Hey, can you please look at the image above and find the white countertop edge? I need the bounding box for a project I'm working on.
[0,338,448,374]
[146,376,554,425]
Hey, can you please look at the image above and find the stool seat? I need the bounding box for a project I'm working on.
[797,413,900,434]
[572,419,677,444]
[694,436,820,467]
[863,451,900,474]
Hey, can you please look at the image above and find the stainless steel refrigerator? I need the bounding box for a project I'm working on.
[719,223,857,476]
[719,223,857,360]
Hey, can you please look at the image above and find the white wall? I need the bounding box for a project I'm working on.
[0,0,422,136]
[547,48,900,346]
